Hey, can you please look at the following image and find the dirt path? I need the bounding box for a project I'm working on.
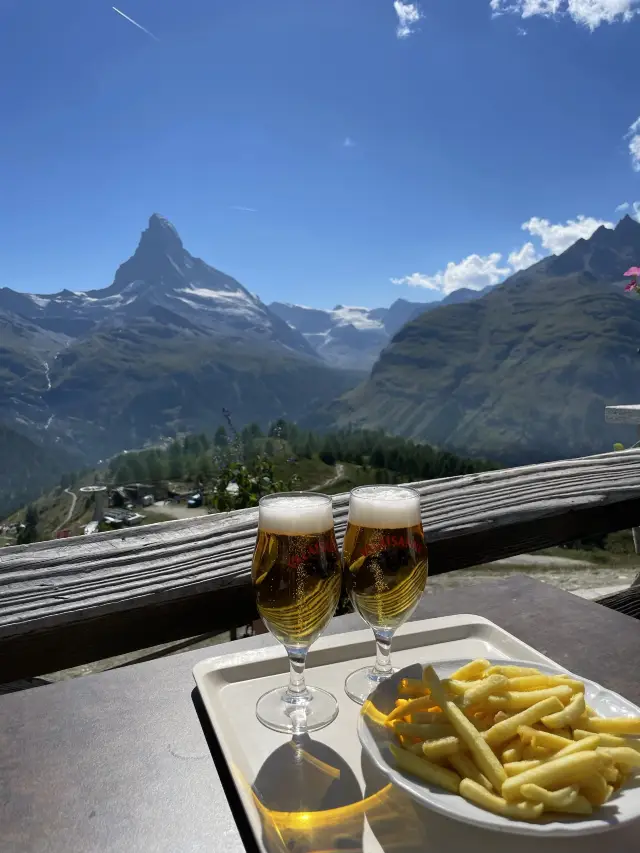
[53,488,78,534]
[311,463,345,492]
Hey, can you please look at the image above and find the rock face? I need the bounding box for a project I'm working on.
[330,216,640,464]
[0,215,361,481]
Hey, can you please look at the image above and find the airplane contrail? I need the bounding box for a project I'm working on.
[112,6,160,41]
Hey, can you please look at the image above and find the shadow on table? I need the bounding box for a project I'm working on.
[253,734,365,853]
[360,753,637,853]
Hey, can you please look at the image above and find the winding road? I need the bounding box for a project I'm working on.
[311,463,345,492]
[53,488,78,534]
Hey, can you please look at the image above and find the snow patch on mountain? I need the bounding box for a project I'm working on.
[331,305,385,330]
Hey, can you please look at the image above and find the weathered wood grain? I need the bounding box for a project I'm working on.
[2,449,640,681]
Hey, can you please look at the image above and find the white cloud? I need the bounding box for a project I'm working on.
[634,202,640,221]
[508,241,541,271]
[392,212,617,295]
[521,214,613,254]
[391,253,510,295]
[230,205,257,212]
[627,117,640,171]
[394,2,423,38]
[517,26,529,33]
[343,137,356,148]
[490,0,640,28]
[616,202,630,212]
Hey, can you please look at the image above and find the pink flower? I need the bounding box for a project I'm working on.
[624,267,640,277]
[625,282,636,291]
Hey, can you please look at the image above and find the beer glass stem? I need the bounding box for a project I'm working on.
[285,649,310,705]
[372,630,394,678]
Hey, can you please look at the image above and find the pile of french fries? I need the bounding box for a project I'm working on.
[385,659,640,822]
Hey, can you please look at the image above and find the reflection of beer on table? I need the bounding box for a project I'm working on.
[252,495,342,648]
[343,487,428,631]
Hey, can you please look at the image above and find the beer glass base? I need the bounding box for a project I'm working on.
[256,685,339,734]
[344,665,398,705]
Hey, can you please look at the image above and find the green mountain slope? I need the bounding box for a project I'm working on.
[331,220,640,464]
[45,319,363,459]
[0,424,79,518]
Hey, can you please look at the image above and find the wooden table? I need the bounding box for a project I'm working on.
[1,576,639,853]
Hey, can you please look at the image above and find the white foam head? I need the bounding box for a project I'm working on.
[259,493,334,535]
[348,486,421,530]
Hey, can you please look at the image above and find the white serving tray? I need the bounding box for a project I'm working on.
[193,615,639,852]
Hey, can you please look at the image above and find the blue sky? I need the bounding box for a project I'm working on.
[1,0,639,308]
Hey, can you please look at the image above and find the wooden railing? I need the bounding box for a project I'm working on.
[2,449,640,683]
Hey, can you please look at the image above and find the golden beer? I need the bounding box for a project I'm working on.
[342,486,427,705]
[343,521,427,631]
[253,526,341,647]
[252,492,342,733]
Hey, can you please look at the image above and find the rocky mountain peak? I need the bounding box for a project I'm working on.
[137,213,185,257]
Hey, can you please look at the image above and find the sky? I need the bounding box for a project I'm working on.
[1,0,640,309]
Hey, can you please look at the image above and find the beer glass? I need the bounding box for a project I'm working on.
[342,485,427,704]
[252,492,342,733]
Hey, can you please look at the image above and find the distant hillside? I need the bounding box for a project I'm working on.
[330,217,640,464]
[5,421,496,543]
[0,424,78,518]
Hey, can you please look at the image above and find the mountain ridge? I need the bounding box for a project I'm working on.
[329,215,640,463]
[0,215,362,492]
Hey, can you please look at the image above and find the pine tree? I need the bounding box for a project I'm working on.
[18,504,39,544]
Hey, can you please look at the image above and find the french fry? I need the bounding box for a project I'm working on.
[421,736,460,761]
[399,678,429,698]
[506,675,550,691]
[517,725,572,752]
[520,783,579,809]
[390,743,461,794]
[579,773,610,807]
[471,715,493,732]
[392,721,455,739]
[552,735,600,760]
[485,665,542,678]
[442,679,471,696]
[504,760,541,776]
[385,659,638,823]
[449,659,491,681]
[553,728,574,740]
[501,739,523,763]
[573,730,640,751]
[448,753,493,791]
[541,692,585,730]
[501,751,603,801]
[583,717,640,736]
[521,784,593,814]
[484,696,564,747]
[550,795,593,815]
[461,675,509,708]
[423,665,507,792]
[522,744,553,760]
[507,675,584,693]
[494,685,573,712]
[601,765,620,785]
[386,695,436,723]
[501,748,520,763]
[459,778,544,821]
[411,712,444,725]
[597,747,640,769]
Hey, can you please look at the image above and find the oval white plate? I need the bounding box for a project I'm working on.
[358,658,640,837]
